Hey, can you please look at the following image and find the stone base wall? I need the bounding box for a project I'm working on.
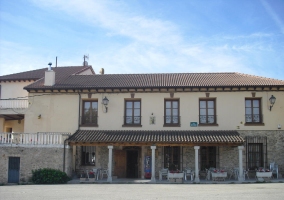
[0,145,72,184]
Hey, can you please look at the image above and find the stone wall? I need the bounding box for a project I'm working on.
[238,130,284,173]
[0,145,72,184]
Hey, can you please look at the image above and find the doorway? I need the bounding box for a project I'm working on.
[8,157,20,183]
[126,150,138,178]
[200,146,219,170]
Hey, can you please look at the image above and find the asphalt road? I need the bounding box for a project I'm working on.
[1,183,284,200]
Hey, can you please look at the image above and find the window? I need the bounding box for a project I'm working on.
[199,99,216,124]
[246,136,267,170]
[164,146,180,170]
[200,146,219,170]
[245,99,262,123]
[164,99,179,126]
[81,146,96,165]
[82,101,98,126]
[247,144,263,170]
[124,100,141,125]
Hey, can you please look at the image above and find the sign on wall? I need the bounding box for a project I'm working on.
[190,122,198,127]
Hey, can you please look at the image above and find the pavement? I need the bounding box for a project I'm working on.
[68,175,284,184]
[1,182,284,200]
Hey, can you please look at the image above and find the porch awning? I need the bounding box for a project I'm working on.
[67,130,245,146]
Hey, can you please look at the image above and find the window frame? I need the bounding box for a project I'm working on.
[164,99,180,127]
[81,100,98,127]
[123,99,142,127]
[198,98,217,125]
[245,98,263,125]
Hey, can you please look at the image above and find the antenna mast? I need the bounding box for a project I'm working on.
[83,54,89,66]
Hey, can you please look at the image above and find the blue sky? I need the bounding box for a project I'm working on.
[0,0,284,80]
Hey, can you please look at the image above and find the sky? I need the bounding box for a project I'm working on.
[0,0,284,80]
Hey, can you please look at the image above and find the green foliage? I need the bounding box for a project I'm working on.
[31,168,70,184]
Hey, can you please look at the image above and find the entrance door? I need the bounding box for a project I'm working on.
[114,150,126,178]
[200,146,217,170]
[126,150,138,178]
[8,157,20,183]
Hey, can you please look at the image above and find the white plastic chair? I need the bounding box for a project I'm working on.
[243,169,249,180]
[184,168,193,181]
[159,168,168,180]
[92,168,99,180]
[270,163,279,179]
[100,168,108,179]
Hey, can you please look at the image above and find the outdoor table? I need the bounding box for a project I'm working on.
[211,172,227,181]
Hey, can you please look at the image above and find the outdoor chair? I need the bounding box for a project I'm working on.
[100,168,108,179]
[243,169,249,180]
[92,168,99,180]
[270,162,279,179]
[184,168,194,181]
[159,168,168,180]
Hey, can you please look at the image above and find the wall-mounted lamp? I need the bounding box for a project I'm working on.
[269,95,276,111]
[38,114,41,119]
[102,96,109,112]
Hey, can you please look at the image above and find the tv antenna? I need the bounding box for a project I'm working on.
[83,54,89,66]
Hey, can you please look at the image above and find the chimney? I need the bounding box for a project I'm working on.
[44,62,55,86]
[99,68,104,74]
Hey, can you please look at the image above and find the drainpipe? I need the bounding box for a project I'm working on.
[63,137,68,172]
[78,93,81,129]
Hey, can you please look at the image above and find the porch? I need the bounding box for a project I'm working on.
[68,130,248,183]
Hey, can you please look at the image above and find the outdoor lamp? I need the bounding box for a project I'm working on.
[269,95,276,111]
[102,96,109,112]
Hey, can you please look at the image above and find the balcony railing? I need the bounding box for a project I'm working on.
[164,115,180,125]
[124,116,142,125]
[0,132,71,146]
[245,114,262,123]
[81,115,98,126]
[0,99,29,109]
[199,115,217,124]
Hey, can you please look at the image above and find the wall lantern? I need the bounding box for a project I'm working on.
[102,96,109,112]
[269,95,276,111]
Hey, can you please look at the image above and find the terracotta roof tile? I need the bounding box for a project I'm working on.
[24,72,284,90]
[0,66,94,82]
[68,130,244,145]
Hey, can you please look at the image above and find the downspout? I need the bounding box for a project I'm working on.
[78,93,81,129]
[63,137,68,173]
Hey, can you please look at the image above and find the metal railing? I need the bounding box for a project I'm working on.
[0,132,71,146]
[164,115,180,125]
[81,115,98,126]
[0,99,29,109]
[245,114,262,123]
[199,115,217,124]
[124,116,142,125]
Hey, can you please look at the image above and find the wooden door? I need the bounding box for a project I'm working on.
[114,150,126,178]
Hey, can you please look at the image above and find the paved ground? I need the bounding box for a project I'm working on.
[1,183,284,200]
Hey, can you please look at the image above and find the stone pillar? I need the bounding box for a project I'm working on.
[151,146,156,182]
[194,146,200,183]
[107,145,113,182]
[238,146,244,182]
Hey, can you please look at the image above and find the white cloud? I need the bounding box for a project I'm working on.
[261,0,284,34]
[1,0,283,81]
